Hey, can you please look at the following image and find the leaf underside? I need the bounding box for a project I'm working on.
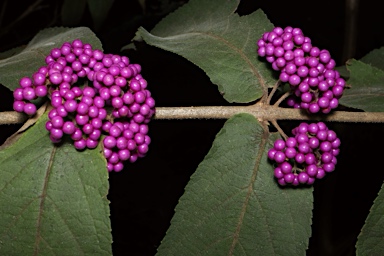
[0,27,102,92]
[0,114,112,255]
[134,0,277,103]
[356,179,384,255]
[156,114,313,256]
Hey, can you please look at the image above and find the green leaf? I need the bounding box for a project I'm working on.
[0,46,25,60]
[61,0,88,26]
[339,59,384,111]
[157,114,313,255]
[356,180,384,255]
[135,0,276,103]
[87,0,114,31]
[360,47,384,71]
[0,114,112,255]
[0,27,102,92]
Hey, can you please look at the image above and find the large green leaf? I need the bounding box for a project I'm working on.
[360,47,384,71]
[135,0,276,103]
[157,114,313,255]
[0,114,112,255]
[0,27,102,92]
[339,59,384,112]
[356,180,384,255]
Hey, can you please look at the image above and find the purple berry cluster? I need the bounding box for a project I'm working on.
[13,39,155,172]
[257,26,345,114]
[268,122,340,186]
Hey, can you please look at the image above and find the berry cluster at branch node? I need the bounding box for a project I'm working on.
[13,39,156,172]
[268,122,340,186]
[257,26,345,114]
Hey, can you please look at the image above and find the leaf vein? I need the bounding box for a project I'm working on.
[0,198,39,241]
[48,196,85,254]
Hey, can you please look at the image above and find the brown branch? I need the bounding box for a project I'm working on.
[0,111,28,124]
[2,105,384,125]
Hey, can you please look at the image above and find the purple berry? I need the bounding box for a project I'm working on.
[274,167,284,179]
[113,162,124,172]
[19,77,32,88]
[86,138,98,149]
[62,121,76,135]
[103,136,117,149]
[298,172,309,183]
[284,173,295,183]
[24,103,37,115]
[138,144,149,154]
[13,101,25,112]
[280,162,292,174]
[50,128,63,140]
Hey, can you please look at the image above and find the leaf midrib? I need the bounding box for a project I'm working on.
[33,146,56,256]
[228,123,271,255]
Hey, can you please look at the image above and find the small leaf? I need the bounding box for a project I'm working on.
[339,59,384,112]
[360,47,384,71]
[356,180,384,255]
[0,114,112,255]
[87,0,114,31]
[157,114,313,255]
[61,0,88,26]
[135,0,276,103]
[0,27,102,92]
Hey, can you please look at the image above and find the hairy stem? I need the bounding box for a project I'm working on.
[2,105,384,124]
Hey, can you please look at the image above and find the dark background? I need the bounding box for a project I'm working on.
[0,0,384,255]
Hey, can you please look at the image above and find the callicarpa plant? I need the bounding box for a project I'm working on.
[12,39,156,172]
[0,0,383,255]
